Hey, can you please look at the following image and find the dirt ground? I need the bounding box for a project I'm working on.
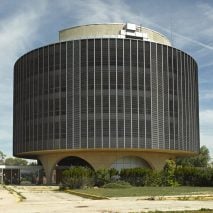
[0,185,213,213]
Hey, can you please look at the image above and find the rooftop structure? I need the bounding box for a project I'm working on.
[59,23,171,46]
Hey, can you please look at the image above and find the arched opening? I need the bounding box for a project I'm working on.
[110,156,151,171]
[55,156,94,184]
[57,156,94,169]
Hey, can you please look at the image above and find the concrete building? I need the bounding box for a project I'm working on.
[13,23,200,183]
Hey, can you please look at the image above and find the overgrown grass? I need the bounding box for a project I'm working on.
[73,186,213,197]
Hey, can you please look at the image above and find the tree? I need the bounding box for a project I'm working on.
[176,145,211,167]
[0,150,6,164]
[5,157,28,166]
[162,159,178,186]
[28,161,37,166]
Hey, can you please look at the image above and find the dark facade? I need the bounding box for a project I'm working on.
[13,38,199,157]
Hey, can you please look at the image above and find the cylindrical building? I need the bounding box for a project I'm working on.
[13,23,199,183]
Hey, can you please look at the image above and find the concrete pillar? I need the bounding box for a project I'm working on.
[38,155,59,184]
[137,152,176,170]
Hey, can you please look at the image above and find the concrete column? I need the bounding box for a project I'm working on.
[141,153,175,170]
[38,155,59,184]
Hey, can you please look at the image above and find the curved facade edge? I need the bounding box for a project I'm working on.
[14,148,198,158]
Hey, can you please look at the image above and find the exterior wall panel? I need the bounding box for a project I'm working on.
[13,38,200,156]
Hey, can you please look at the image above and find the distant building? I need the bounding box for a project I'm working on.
[13,23,200,183]
[0,165,43,184]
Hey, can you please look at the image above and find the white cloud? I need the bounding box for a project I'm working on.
[199,109,213,157]
[199,61,213,69]
[59,0,144,24]
[199,110,213,152]
[200,110,213,126]
[0,130,12,142]
[197,2,213,21]
[200,91,213,100]
[200,133,213,159]
[57,0,213,53]
[0,2,47,74]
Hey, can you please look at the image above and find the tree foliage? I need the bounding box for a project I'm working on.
[5,157,28,166]
[0,150,29,166]
[162,159,179,186]
[0,150,6,159]
[176,145,211,167]
[0,150,6,164]
[175,167,213,186]
[94,168,111,187]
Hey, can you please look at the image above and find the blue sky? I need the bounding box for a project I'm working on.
[0,0,213,158]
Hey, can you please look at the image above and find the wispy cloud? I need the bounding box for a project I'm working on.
[200,110,213,136]
[57,0,213,52]
[200,133,213,159]
[0,2,47,72]
[199,109,213,157]
[58,0,145,24]
[200,91,213,100]
[197,2,213,21]
[199,61,213,69]
[200,109,213,124]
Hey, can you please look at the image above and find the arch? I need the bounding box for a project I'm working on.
[110,156,152,171]
[56,156,94,170]
[54,156,94,184]
[38,154,96,184]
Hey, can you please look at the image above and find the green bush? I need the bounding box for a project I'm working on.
[108,168,119,179]
[175,167,213,186]
[120,168,152,186]
[94,168,111,187]
[61,164,213,189]
[62,166,94,189]
[144,170,163,186]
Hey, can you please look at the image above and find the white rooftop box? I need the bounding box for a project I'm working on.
[126,23,136,31]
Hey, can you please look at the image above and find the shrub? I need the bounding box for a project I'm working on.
[120,168,151,186]
[94,168,117,187]
[144,170,163,186]
[175,167,213,186]
[62,166,94,189]
[108,168,119,179]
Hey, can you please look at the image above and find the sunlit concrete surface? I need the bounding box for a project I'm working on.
[0,186,213,213]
